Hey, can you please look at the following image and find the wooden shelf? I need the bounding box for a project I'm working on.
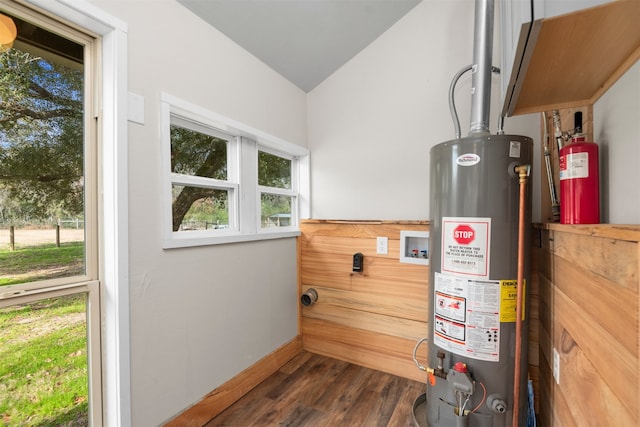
[533,222,640,241]
[510,0,640,116]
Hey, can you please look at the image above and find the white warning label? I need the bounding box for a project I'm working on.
[433,272,500,362]
[441,217,491,278]
[560,152,589,180]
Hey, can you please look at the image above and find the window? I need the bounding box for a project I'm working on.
[0,2,102,424]
[161,93,309,248]
[169,117,237,233]
[259,150,295,229]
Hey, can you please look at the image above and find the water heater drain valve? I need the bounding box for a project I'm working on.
[486,393,507,414]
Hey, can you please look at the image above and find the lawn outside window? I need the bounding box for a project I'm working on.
[160,93,309,248]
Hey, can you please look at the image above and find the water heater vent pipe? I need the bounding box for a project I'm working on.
[469,0,495,135]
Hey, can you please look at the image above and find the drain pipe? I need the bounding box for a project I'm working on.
[300,288,318,306]
[513,164,530,427]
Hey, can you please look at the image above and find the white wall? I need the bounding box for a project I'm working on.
[89,1,307,425]
[307,0,541,221]
[594,60,640,224]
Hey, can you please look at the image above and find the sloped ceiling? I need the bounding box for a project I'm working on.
[177,0,422,92]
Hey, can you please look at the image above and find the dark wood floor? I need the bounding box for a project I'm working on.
[204,351,425,427]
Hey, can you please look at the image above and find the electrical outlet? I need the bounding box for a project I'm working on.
[553,347,560,384]
[376,236,388,255]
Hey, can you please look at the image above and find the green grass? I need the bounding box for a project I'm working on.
[0,242,84,286]
[0,241,89,426]
[0,295,88,426]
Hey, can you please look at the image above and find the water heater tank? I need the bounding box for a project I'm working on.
[426,133,533,426]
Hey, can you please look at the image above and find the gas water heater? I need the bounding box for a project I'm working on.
[419,1,533,426]
[427,134,532,427]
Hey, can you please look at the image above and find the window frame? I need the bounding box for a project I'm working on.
[160,93,309,248]
[257,146,298,232]
[169,115,239,233]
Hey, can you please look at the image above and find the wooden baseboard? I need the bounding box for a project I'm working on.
[164,336,303,427]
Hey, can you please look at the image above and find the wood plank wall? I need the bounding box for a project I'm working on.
[534,224,640,426]
[298,220,430,383]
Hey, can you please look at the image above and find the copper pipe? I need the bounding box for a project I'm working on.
[513,165,530,427]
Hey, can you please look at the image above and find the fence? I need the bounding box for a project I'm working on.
[58,219,84,229]
[179,220,228,231]
[0,226,85,251]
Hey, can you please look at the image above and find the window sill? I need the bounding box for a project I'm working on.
[162,229,301,249]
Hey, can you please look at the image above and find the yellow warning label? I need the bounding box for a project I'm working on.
[500,280,526,322]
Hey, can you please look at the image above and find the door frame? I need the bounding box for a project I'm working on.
[21,1,131,425]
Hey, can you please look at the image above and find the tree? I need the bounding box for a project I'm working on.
[258,151,290,189]
[0,48,84,220]
[169,125,228,231]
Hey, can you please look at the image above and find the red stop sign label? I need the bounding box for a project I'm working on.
[453,224,475,245]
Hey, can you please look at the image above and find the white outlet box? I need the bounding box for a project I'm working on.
[376,237,388,255]
[399,230,429,265]
[553,347,560,384]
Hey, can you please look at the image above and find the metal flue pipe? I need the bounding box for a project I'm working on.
[469,0,495,135]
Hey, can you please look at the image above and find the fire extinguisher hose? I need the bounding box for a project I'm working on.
[542,112,560,219]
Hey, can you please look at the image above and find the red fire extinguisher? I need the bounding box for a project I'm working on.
[559,115,600,224]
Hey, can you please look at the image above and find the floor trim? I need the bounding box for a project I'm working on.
[164,336,303,426]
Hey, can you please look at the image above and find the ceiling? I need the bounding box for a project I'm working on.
[177,0,422,92]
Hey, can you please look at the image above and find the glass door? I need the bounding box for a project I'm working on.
[0,2,101,424]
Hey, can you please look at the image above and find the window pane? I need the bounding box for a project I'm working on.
[0,12,86,282]
[261,194,292,228]
[258,151,291,189]
[172,185,229,231]
[171,125,227,179]
[0,294,89,425]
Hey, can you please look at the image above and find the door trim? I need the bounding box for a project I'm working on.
[21,1,131,425]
